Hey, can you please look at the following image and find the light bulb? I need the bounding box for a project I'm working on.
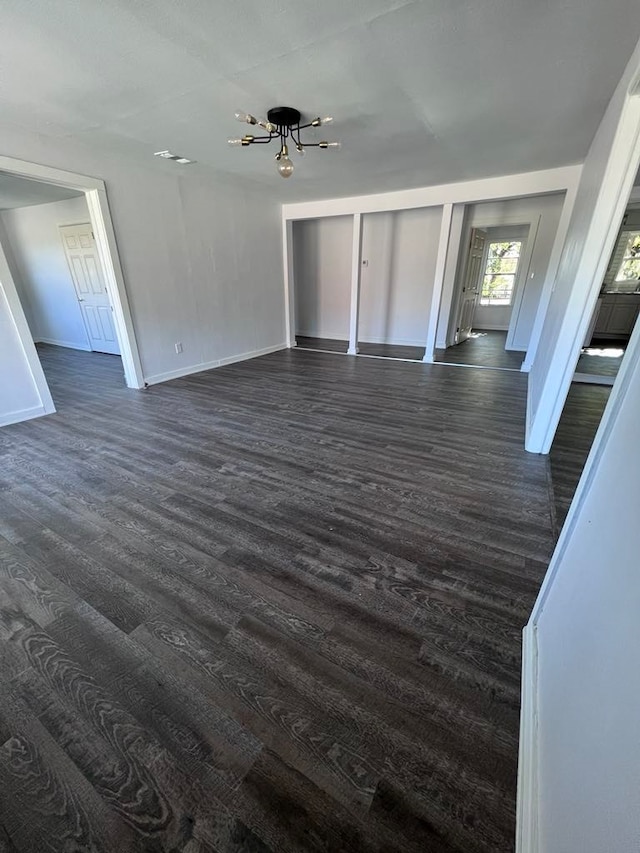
[257,118,278,133]
[228,138,243,146]
[327,141,341,149]
[234,111,256,124]
[296,144,305,156]
[278,156,294,178]
[320,116,334,125]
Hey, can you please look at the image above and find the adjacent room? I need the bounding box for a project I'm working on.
[1,3,640,853]
[0,173,127,415]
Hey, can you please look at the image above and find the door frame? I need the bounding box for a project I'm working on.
[0,154,144,389]
[451,214,540,352]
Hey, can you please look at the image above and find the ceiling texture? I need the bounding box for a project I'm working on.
[1,0,640,200]
[0,173,83,210]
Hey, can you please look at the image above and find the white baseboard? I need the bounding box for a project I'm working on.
[296,331,425,347]
[0,404,52,427]
[357,335,426,347]
[36,337,91,351]
[516,623,539,853]
[473,324,511,331]
[573,372,615,386]
[144,342,287,386]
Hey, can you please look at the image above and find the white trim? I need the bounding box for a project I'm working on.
[473,323,511,331]
[504,217,541,351]
[282,165,581,221]
[282,218,296,346]
[36,337,91,351]
[0,405,50,428]
[85,189,144,387]
[0,155,105,191]
[521,183,580,372]
[348,213,363,355]
[423,204,453,363]
[436,205,466,348]
[0,250,55,421]
[357,335,426,347]
[572,372,616,386]
[529,306,640,623]
[0,155,144,391]
[144,343,287,386]
[516,623,539,853]
[526,93,640,452]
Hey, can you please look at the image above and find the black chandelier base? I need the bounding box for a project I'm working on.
[267,106,301,127]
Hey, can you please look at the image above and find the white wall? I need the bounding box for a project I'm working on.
[444,194,565,350]
[358,207,442,345]
[1,195,91,350]
[531,322,640,852]
[0,283,43,423]
[0,124,286,398]
[0,238,54,426]
[292,216,352,340]
[527,41,640,451]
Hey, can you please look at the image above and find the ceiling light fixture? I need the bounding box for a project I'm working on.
[154,150,196,164]
[228,107,340,179]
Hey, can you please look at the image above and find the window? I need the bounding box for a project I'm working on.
[614,231,640,288]
[480,241,522,306]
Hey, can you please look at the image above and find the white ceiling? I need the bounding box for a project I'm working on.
[1,0,639,201]
[0,173,83,210]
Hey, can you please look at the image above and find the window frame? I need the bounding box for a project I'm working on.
[479,239,524,307]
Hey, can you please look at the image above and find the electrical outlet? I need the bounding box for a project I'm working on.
[175,342,183,354]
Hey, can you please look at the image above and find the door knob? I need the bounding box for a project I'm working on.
[78,298,85,302]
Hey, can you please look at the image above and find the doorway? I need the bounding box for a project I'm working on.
[436,224,532,370]
[0,155,143,425]
[0,176,125,410]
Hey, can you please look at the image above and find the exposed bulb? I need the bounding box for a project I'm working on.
[278,155,294,178]
[234,111,256,124]
[320,115,334,125]
[296,144,305,156]
[327,141,341,149]
[228,138,243,146]
[257,118,278,133]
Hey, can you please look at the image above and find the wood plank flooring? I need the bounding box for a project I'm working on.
[550,382,611,528]
[0,344,556,853]
[435,331,524,370]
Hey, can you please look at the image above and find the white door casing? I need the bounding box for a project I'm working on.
[456,228,487,343]
[60,223,120,355]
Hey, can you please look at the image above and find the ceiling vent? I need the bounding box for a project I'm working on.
[154,150,195,165]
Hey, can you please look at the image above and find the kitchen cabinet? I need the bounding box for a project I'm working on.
[592,294,640,339]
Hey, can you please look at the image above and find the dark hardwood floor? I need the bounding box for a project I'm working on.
[575,339,626,379]
[435,331,524,371]
[296,337,424,361]
[0,344,556,853]
[296,336,348,353]
[550,382,611,529]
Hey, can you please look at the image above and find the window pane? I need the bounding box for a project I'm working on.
[480,241,522,306]
[486,257,519,275]
[488,241,522,259]
[481,273,515,304]
[616,258,640,281]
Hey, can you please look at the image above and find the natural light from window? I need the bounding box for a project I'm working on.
[615,231,640,287]
[480,241,522,306]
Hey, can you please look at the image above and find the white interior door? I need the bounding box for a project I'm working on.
[455,228,487,344]
[60,223,120,355]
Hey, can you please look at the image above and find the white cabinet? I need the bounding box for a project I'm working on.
[593,294,640,339]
